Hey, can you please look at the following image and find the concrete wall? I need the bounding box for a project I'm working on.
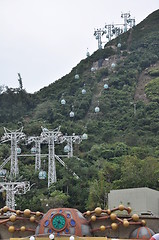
[108,187,159,216]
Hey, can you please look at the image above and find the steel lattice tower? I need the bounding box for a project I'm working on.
[41,127,61,187]
[121,12,131,32]
[0,181,30,212]
[1,127,25,179]
[35,137,41,171]
[41,127,83,187]
[94,28,104,49]
[64,135,82,158]
[27,136,42,171]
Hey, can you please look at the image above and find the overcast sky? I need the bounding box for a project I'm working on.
[0,0,158,93]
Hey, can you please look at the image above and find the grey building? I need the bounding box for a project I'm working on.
[108,187,159,217]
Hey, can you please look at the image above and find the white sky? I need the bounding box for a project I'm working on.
[0,0,158,93]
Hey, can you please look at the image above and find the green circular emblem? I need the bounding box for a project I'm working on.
[52,214,66,231]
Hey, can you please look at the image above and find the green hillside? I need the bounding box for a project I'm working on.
[0,10,159,212]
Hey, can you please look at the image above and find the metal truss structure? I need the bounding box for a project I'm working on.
[94,12,135,49]
[40,127,82,187]
[0,181,30,211]
[121,12,135,32]
[64,134,82,158]
[26,136,43,171]
[1,127,25,179]
[94,28,104,49]
[41,126,62,186]
[0,126,85,190]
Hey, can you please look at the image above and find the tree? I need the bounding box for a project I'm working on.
[40,190,69,211]
[140,157,159,189]
[118,156,142,188]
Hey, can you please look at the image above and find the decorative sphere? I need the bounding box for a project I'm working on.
[69,111,75,118]
[123,220,129,227]
[141,220,146,226]
[49,234,55,240]
[127,207,132,214]
[91,215,96,221]
[30,216,35,222]
[3,206,9,213]
[107,209,111,215]
[8,226,15,233]
[132,213,139,222]
[75,74,79,80]
[119,204,125,211]
[110,213,116,221]
[70,236,75,240]
[86,211,91,216]
[95,106,100,113]
[111,223,118,230]
[9,215,16,222]
[16,210,21,215]
[95,207,102,215]
[30,236,35,240]
[21,226,26,232]
[36,211,41,217]
[100,225,106,231]
[24,209,31,217]
[61,99,66,105]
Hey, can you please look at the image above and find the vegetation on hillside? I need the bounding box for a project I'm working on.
[0,10,159,213]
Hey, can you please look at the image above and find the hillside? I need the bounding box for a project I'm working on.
[0,10,159,212]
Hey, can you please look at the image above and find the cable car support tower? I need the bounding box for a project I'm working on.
[41,127,83,188]
[1,127,25,179]
[0,181,30,210]
[0,127,30,212]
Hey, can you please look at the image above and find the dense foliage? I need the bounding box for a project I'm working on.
[0,10,159,213]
